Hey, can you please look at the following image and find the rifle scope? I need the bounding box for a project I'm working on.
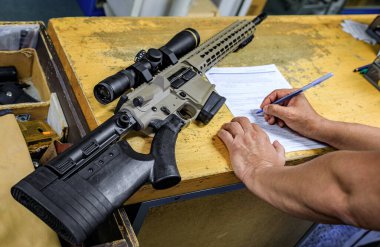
[94,28,200,104]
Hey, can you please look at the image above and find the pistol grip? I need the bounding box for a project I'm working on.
[150,115,184,189]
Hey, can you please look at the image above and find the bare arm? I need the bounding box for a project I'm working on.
[260,89,380,150]
[218,117,380,230]
[313,119,380,150]
[249,150,380,229]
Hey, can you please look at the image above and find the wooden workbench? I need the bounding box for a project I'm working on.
[47,15,380,206]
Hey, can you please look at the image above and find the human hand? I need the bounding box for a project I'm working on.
[218,117,285,183]
[260,89,325,139]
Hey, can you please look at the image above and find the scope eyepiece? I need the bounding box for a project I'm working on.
[94,70,135,104]
[94,83,113,104]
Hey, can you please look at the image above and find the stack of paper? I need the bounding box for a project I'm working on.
[206,64,326,153]
[341,19,376,45]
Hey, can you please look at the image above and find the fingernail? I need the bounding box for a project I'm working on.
[263,105,268,112]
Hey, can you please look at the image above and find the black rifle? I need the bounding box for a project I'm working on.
[11,13,268,244]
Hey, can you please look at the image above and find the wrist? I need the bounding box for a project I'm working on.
[308,116,330,141]
[244,165,283,194]
[313,117,334,143]
[241,162,276,185]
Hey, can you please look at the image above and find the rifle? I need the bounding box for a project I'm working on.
[11,13,267,244]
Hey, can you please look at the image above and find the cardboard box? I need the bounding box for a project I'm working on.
[0,48,51,120]
[0,22,89,142]
[0,22,137,246]
[0,113,61,247]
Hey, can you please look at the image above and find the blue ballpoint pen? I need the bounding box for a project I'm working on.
[256,72,333,114]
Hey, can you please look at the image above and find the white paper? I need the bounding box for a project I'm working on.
[206,64,326,152]
[341,19,376,45]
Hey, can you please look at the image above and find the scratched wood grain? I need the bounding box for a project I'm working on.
[48,15,380,204]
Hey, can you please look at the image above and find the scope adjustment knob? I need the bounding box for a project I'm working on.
[116,113,130,128]
[147,48,162,62]
[134,50,146,62]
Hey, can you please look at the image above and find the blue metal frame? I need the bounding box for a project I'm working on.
[341,8,380,14]
[77,0,105,16]
[130,183,246,234]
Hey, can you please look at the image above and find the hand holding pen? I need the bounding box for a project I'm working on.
[256,73,333,114]
[257,73,333,138]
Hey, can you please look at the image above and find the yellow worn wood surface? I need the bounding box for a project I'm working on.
[48,15,380,204]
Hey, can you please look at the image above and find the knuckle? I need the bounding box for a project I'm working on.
[230,122,241,130]
[234,117,243,123]
[240,117,250,125]
[218,129,226,136]
[234,116,248,123]
[286,110,297,120]
[257,130,266,139]
[221,123,230,129]
[230,121,239,127]
[267,105,275,113]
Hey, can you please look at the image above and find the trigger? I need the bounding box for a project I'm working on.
[149,115,185,133]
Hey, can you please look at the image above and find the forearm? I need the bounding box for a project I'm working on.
[310,119,380,151]
[246,156,347,224]
[243,151,380,229]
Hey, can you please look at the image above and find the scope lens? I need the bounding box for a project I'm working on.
[97,85,111,101]
[94,83,113,104]
[94,70,135,104]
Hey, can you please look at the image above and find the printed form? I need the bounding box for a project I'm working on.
[206,64,326,152]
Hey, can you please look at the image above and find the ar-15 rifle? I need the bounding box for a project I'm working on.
[11,13,267,244]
